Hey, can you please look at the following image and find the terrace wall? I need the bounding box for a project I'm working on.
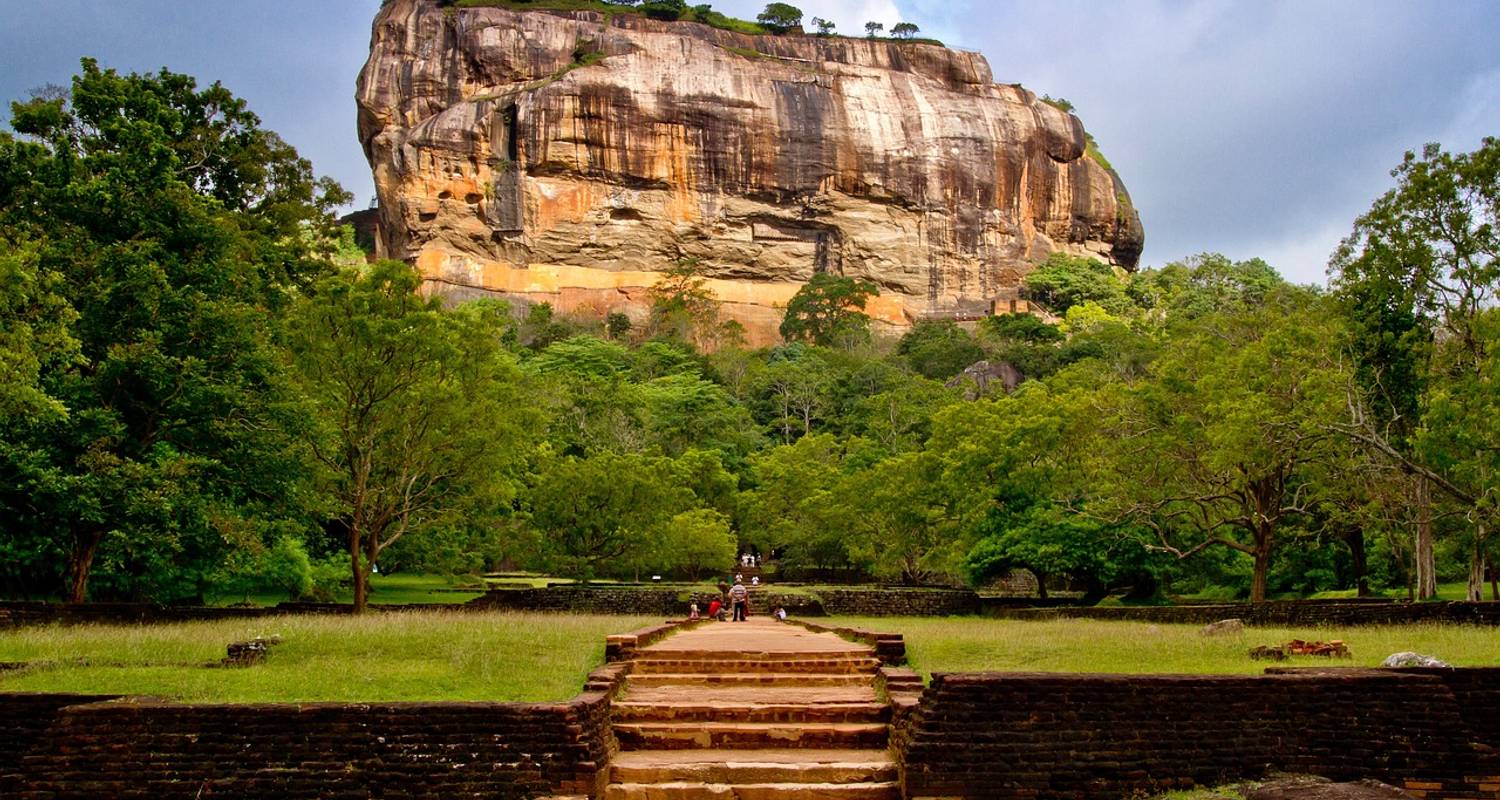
[895,668,1500,800]
[0,668,632,800]
[5,596,1500,629]
[984,599,1500,626]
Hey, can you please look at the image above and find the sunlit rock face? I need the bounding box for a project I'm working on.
[358,0,1144,344]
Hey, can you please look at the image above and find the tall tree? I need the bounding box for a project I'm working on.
[0,60,345,602]
[286,262,537,611]
[1330,138,1500,599]
[1096,288,1346,602]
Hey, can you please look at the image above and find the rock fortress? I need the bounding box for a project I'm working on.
[358,0,1144,344]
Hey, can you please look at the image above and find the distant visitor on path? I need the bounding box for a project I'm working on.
[730,578,749,622]
[751,576,760,586]
[774,606,787,620]
[689,603,700,620]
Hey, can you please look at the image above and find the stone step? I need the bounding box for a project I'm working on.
[625,673,873,688]
[635,649,871,662]
[621,685,880,706]
[631,656,881,675]
[603,781,901,800]
[613,700,889,725]
[610,749,897,785]
[613,721,889,750]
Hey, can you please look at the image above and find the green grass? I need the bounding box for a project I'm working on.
[209,572,484,607]
[0,611,656,703]
[830,617,1500,679]
[1309,582,1490,601]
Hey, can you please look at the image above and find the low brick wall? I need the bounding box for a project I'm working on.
[0,600,460,628]
[983,599,1500,626]
[896,668,1500,800]
[0,620,703,799]
[784,619,907,665]
[467,586,981,618]
[3,695,613,800]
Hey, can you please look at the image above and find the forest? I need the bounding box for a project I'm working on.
[1,61,1496,610]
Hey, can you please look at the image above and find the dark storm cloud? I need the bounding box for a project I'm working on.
[4,1,1498,284]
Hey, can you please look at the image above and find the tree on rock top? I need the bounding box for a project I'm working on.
[757,3,803,33]
[779,273,879,347]
[892,22,920,39]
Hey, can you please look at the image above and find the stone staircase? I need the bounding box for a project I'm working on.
[604,618,898,800]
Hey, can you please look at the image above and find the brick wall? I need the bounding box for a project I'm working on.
[466,586,982,618]
[9,596,1500,629]
[983,599,1500,626]
[2,695,614,799]
[896,668,1500,800]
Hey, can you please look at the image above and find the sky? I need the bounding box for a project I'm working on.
[3,1,1498,285]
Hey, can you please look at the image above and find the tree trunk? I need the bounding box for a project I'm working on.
[1250,522,1273,604]
[1467,522,1487,602]
[1345,527,1370,597]
[1489,557,1498,601]
[1415,477,1437,599]
[65,526,104,604]
[350,525,369,614]
[1031,569,1049,600]
[1251,548,1269,604]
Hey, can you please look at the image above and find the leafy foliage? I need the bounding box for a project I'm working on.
[779,273,880,346]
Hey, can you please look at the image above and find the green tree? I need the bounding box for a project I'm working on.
[1094,288,1347,602]
[739,433,846,569]
[528,451,693,580]
[641,0,688,21]
[757,3,804,33]
[779,273,879,346]
[0,61,343,602]
[1330,138,1500,600]
[891,22,919,39]
[897,320,983,380]
[648,259,726,348]
[1021,252,1129,315]
[810,17,836,35]
[837,452,957,583]
[658,508,737,580]
[286,262,538,612]
[864,21,884,38]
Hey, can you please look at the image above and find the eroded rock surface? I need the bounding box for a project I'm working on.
[358,0,1145,342]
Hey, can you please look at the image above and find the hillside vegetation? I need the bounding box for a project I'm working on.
[1,61,1496,612]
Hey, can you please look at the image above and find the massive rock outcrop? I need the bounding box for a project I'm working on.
[358,0,1144,343]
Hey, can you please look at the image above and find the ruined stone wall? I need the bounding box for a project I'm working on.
[983,599,1500,626]
[896,669,1500,800]
[1,691,617,799]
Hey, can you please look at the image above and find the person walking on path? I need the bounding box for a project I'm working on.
[730,577,749,621]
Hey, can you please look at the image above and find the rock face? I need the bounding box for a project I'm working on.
[358,0,1144,343]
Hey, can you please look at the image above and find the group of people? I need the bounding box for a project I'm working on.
[690,574,786,622]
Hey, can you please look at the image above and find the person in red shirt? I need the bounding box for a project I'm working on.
[707,598,722,621]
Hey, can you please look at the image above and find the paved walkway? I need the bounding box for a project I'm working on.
[604,617,898,799]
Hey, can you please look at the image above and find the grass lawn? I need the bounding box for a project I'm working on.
[0,610,656,703]
[830,617,1500,678]
[209,572,486,607]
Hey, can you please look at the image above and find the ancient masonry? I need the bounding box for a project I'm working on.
[604,616,902,799]
[357,0,1145,343]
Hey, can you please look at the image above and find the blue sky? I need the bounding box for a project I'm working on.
[4,1,1498,284]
